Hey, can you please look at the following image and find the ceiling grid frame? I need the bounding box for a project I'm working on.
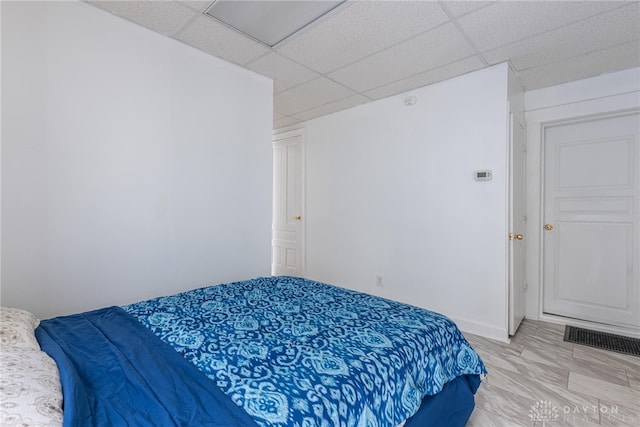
[86,0,640,128]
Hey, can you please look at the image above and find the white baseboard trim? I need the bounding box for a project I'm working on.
[450,316,509,343]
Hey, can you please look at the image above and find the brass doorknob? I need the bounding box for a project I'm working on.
[544,224,553,231]
[294,215,302,221]
[515,234,524,240]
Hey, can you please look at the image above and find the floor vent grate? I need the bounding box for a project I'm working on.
[564,326,640,357]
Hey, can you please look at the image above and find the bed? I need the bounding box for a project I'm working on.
[1,276,486,426]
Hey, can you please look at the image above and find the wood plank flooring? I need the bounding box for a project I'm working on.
[464,319,640,426]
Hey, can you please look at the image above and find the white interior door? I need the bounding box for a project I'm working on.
[272,130,304,277]
[543,112,640,329]
[509,114,527,336]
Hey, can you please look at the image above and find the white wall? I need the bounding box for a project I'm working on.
[1,1,273,319]
[524,68,640,323]
[300,64,512,340]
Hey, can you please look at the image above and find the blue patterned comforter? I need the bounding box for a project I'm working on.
[124,276,486,427]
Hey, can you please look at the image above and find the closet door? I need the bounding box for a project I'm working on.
[542,112,639,329]
[272,129,305,277]
[509,113,527,336]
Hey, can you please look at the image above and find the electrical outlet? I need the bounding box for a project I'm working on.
[376,275,383,287]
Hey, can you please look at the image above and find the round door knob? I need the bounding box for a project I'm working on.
[515,234,524,240]
[544,224,553,231]
[294,215,302,221]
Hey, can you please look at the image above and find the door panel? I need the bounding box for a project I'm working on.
[543,113,639,328]
[556,137,633,189]
[272,131,304,277]
[555,222,631,308]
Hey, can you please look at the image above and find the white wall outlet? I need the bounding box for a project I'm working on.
[376,275,383,287]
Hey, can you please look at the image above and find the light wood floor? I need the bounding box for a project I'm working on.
[463,319,640,426]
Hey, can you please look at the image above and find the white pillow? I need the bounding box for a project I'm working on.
[0,345,63,426]
[0,307,41,350]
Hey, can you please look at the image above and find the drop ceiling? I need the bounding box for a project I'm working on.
[88,1,640,129]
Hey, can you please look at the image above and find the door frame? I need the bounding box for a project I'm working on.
[525,93,640,337]
[272,127,306,277]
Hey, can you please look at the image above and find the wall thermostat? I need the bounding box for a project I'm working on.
[474,170,492,181]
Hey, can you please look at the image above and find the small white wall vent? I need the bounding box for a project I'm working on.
[404,96,417,106]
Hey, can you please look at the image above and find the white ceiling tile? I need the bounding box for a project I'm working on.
[274,116,302,130]
[457,1,631,52]
[246,53,319,93]
[364,55,486,100]
[484,3,640,71]
[176,16,270,65]
[205,0,345,48]
[518,40,640,90]
[291,94,370,122]
[440,1,495,18]
[276,0,450,73]
[274,77,356,116]
[327,23,475,93]
[89,1,197,36]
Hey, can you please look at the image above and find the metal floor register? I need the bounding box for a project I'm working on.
[564,326,640,357]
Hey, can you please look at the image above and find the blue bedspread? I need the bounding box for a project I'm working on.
[36,307,259,427]
[125,276,486,427]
